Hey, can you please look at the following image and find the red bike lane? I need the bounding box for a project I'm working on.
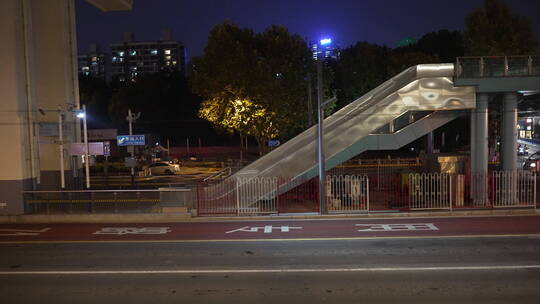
[0,215,539,243]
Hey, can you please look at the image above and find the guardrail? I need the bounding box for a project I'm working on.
[455,55,540,78]
[23,188,194,214]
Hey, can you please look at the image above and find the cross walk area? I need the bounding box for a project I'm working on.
[1,215,540,243]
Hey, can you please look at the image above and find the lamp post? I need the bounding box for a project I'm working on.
[316,53,337,214]
[77,105,90,189]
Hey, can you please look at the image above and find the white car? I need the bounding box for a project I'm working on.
[144,161,180,175]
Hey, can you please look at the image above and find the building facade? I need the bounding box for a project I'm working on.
[78,43,107,81]
[110,30,186,82]
[310,38,340,60]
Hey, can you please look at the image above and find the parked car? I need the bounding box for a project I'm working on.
[144,161,180,175]
[523,151,540,172]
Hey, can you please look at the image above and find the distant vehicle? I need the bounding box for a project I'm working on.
[518,144,529,156]
[523,151,540,172]
[144,161,180,175]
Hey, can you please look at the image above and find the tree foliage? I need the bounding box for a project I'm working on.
[108,71,200,140]
[192,22,317,151]
[464,0,538,55]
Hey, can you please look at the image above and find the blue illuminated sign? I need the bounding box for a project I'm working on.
[117,135,145,146]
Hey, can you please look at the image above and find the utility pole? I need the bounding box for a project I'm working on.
[126,109,140,183]
[317,58,325,214]
[58,108,65,189]
[82,104,90,189]
[307,74,313,126]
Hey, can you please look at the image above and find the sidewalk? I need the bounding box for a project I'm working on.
[0,208,538,224]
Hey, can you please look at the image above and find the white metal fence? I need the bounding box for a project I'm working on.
[237,177,278,215]
[491,171,536,207]
[408,173,452,210]
[326,175,369,212]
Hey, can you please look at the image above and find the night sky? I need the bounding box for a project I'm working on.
[76,0,540,60]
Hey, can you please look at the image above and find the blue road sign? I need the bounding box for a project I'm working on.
[117,135,145,146]
[268,140,280,147]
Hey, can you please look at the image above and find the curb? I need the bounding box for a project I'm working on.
[0,208,538,224]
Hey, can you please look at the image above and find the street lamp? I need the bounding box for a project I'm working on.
[76,105,90,189]
[316,50,336,214]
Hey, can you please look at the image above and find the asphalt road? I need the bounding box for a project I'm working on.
[1,216,540,303]
[1,238,540,303]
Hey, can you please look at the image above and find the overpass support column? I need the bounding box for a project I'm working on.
[471,93,489,203]
[501,92,517,171]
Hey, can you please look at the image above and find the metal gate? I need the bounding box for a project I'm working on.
[326,175,369,212]
[408,173,452,210]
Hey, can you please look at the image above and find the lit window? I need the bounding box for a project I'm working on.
[172,61,177,65]
[112,56,118,62]
[165,61,170,66]
[119,58,124,62]
[119,51,125,57]
[165,49,171,55]
[165,55,171,60]
[151,49,158,55]
[130,50,137,56]
[82,66,89,71]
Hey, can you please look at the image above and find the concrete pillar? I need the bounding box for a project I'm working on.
[426,131,434,154]
[501,92,517,171]
[474,93,489,174]
[471,93,489,203]
[0,0,79,215]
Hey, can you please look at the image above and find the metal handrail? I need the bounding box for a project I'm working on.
[455,55,539,78]
[23,188,190,194]
[203,167,232,182]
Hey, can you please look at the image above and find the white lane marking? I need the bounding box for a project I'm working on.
[0,228,50,236]
[226,225,302,234]
[93,227,171,235]
[356,223,439,232]
[1,265,540,275]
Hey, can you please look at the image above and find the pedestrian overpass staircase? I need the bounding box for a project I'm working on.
[231,63,476,189]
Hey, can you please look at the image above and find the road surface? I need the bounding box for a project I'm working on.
[1,216,540,303]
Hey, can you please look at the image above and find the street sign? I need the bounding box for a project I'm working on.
[117,135,145,146]
[268,140,280,147]
[124,157,137,168]
[103,141,111,156]
[69,142,105,156]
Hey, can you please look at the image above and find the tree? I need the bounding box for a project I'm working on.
[416,30,465,63]
[108,71,201,142]
[192,22,317,153]
[79,76,112,128]
[334,42,391,107]
[464,0,538,55]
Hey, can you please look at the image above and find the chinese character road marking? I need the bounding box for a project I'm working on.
[226,225,302,234]
[0,228,50,236]
[93,227,171,235]
[355,223,439,232]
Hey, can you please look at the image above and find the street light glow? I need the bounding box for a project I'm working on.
[76,111,85,119]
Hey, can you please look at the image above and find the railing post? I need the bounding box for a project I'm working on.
[276,178,280,215]
[504,56,509,76]
[528,56,533,76]
[479,57,484,77]
[535,173,537,210]
[91,192,95,213]
[366,175,370,214]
